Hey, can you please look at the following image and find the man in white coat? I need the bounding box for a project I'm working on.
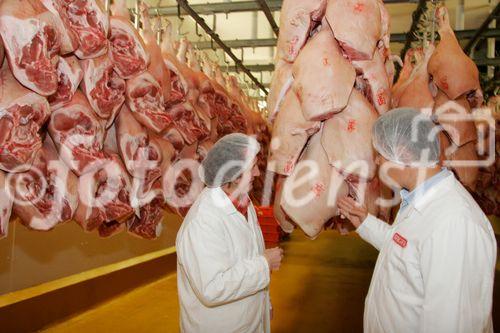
[338,108,497,333]
[176,133,284,333]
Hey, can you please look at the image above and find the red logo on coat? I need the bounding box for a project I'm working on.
[393,233,407,248]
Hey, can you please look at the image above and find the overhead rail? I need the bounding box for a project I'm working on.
[149,0,417,16]
[193,29,500,49]
[230,56,500,73]
[255,0,280,36]
[175,0,268,95]
[463,3,500,54]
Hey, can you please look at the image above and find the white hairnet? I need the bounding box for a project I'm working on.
[200,133,261,187]
[372,108,440,167]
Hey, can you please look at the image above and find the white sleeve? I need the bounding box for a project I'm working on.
[177,217,270,307]
[355,214,392,251]
[418,217,496,333]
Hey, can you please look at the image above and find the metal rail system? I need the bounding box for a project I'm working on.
[256,0,280,37]
[193,28,500,49]
[175,0,269,95]
[150,0,417,16]
[463,2,500,54]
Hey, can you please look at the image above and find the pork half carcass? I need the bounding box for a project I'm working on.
[140,4,171,103]
[428,6,482,107]
[321,89,378,181]
[115,105,162,185]
[40,0,79,54]
[0,170,13,238]
[48,55,83,110]
[80,54,126,127]
[267,60,293,121]
[12,137,78,231]
[434,90,477,147]
[281,131,349,238]
[108,0,149,79]
[48,91,107,176]
[268,91,320,175]
[57,0,110,59]
[127,136,176,240]
[352,48,391,114]
[277,0,327,62]
[0,0,60,96]
[75,152,133,234]
[396,45,435,110]
[325,0,382,60]
[391,48,417,105]
[444,139,479,191]
[292,26,355,121]
[0,63,51,173]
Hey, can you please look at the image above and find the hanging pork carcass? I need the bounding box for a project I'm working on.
[48,55,84,110]
[11,137,79,231]
[57,0,110,59]
[0,63,51,173]
[109,0,149,79]
[0,0,61,96]
[428,6,483,108]
[48,91,107,176]
[292,24,356,121]
[80,54,126,127]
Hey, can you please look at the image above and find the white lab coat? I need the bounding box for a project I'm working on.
[357,172,496,333]
[176,187,271,333]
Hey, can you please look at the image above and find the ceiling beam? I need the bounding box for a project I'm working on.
[256,0,280,36]
[175,0,268,95]
[227,56,500,72]
[149,0,417,16]
[193,29,500,49]
[463,3,500,54]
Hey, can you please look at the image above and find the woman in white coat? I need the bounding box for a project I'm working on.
[176,133,284,333]
[338,108,497,333]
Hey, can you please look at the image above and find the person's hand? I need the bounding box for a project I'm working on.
[337,196,368,228]
[264,247,284,272]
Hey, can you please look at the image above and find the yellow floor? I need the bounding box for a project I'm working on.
[41,231,379,333]
[41,229,500,332]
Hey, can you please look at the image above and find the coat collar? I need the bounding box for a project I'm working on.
[205,187,239,215]
[410,172,457,214]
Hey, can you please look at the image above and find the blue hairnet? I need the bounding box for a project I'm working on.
[372,108,440,167]
[200,133,261,187]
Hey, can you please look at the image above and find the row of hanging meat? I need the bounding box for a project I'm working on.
[267,0,498,239]
[0,0,271,240]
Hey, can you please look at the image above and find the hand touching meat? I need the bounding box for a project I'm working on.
[337,196,368,228]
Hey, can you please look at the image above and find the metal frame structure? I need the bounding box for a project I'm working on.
[463,3,499,54]
[256,0,280,36]
[175,0,268,95]
[150,0,417,16]
[193,29,500,49]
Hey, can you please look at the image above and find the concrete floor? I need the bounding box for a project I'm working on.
[42,231,379,333]
[41,230,500,332]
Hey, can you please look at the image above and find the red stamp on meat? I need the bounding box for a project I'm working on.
[440,77,449,90]
[312,182,326,198]
[393,233,407,248]
[284,160,295,174]
[354,3,365,12]
[376,89,386,106]
[347,119,356,132]
[288,36,299,56]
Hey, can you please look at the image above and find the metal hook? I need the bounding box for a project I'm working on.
[195,23,203,38]
[240,48,244,63]
[212,14,217,31]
